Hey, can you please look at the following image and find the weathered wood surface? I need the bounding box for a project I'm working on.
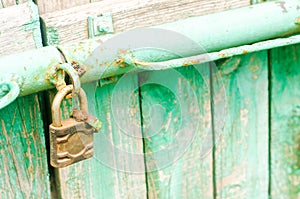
[41,0,249,45]
[214,52,269,199]
[0,0,27,8]
[35,0,90,14]
[0,1,50,198]
[0,2,42,55]
[0,94,51,198]
[50,76,147,198]
[139,65,213,198]
[270,44,300,199]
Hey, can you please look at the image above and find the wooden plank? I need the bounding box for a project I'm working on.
[214,52,269,198]
[41,0,250,45]
[35,0,90,14]
[0,2,42,55]
[0,0,27,8]
[270,44,300,199]
[50,76,147,198]
[0,94,51,198]
[139,65,213,198]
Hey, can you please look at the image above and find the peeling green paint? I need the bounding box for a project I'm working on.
[46,27,60,46]
[21,1,42,48]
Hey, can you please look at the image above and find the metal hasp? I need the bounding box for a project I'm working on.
[0,0,300,98]
[88,14,114,38]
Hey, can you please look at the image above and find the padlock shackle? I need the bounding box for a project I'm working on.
[51,85,88,127]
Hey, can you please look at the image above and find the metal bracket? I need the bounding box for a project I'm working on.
[0,81,20,110]
[88,14,114,38]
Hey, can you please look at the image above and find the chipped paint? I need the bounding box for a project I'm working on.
[25,1,42,48]
[276,1,288,13]
[46,27,60,46]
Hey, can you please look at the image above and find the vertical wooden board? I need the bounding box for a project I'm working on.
[52,75,147,199]
[139,65,213,198]
[35,0,90,14]
[214,52,269,199]
[0,2,42,55]
[0,94,51,199]
[270,44,300,199]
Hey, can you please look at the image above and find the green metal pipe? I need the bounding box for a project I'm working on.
[0,0,299,99]
[59,0,300,83]
[130,34,300,71]
[0,46,64,96]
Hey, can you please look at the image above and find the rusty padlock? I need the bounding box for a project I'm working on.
[49,85,99,168]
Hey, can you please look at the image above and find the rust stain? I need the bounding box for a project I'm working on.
[219,53,227,58]
[96,39,103,44]
[242,50,248,54]
[114,58,126,67]
[250,64,260,73]
[276,1,288,13]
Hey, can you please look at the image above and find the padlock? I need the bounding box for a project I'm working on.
[49,85,98,168]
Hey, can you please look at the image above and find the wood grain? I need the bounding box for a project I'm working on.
[270,44,300,199]
[214,52,269,199]
[139,65,213,198]
[0,2,42,56]
[0,94,51,198]
[50,77,147,198]
[35,0,90,14]
[41,0,249,45]
[0,0,27,8]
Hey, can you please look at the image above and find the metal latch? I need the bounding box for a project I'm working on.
[88,14,114,38]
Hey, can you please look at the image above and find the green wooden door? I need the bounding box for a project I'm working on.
[1,45,300,198]
[40,45,299,198]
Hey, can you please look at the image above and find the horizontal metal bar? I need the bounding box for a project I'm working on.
[0,0,299,98]
[128,35,300,70]
[0,46,64,96]
[59,0,300,83]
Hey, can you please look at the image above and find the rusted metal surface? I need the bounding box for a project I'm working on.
[0,46,64,96]
[49,85,101,168]
[0,0,300,100]
[51,85,88,127]
[125,35,300,70]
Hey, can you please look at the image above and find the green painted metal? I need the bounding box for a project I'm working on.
[270,44,300,198]
[60,0,300,83]
[127,35,300,71]
[0,81,20,110]
[26,1,43,49]
[0,46,63,96]
[88,14,114,38]
[0,0,299,99]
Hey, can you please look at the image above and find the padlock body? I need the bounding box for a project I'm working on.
[49,118,95,168]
